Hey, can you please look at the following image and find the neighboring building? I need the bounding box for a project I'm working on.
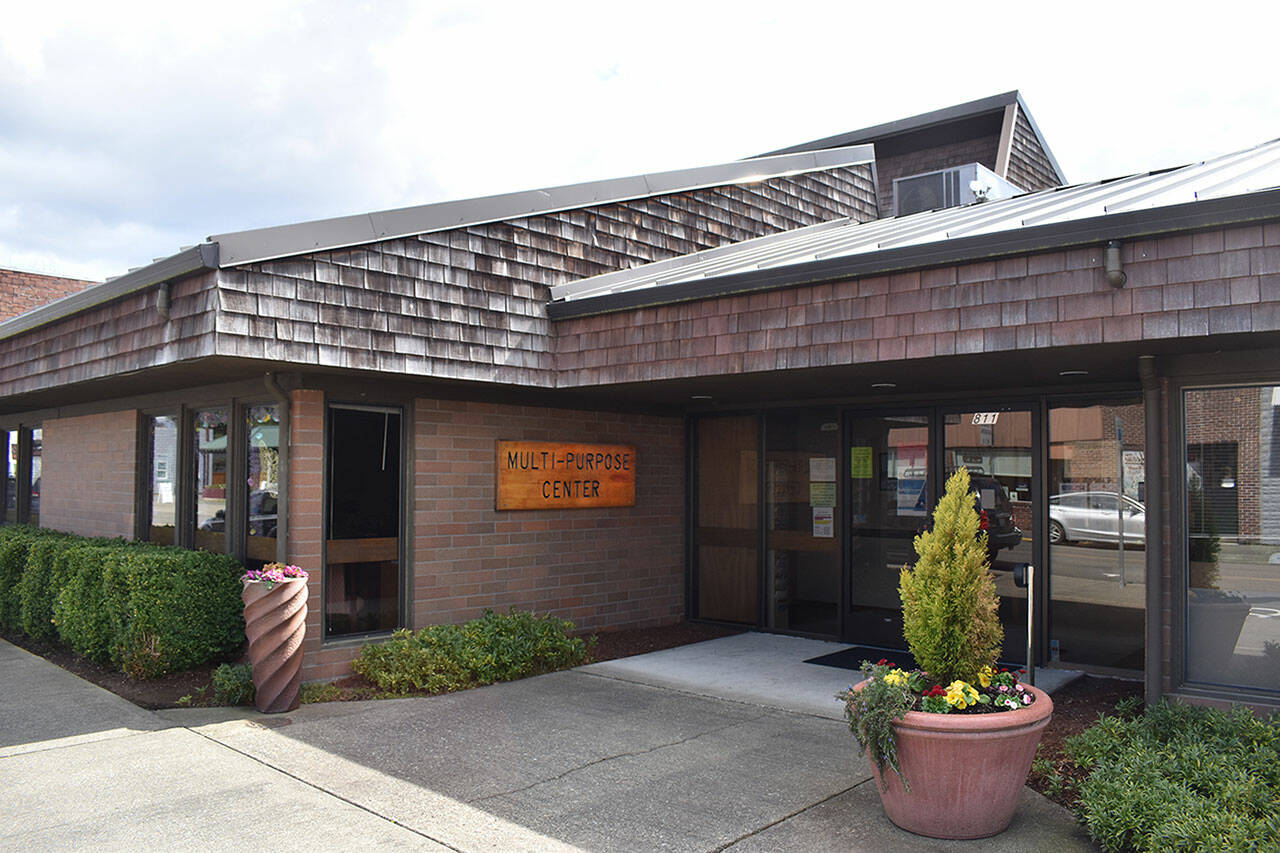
[2,92,1277,712]
[0,267,96,322]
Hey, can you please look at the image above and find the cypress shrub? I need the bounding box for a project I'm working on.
[898,467,1002,686]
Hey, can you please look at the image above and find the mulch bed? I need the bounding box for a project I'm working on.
[5,617,1143,814]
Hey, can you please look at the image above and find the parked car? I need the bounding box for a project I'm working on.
[1048,491,1145,545]
[969,474,1023,559]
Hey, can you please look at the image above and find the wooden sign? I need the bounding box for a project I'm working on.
[497,441,636,510]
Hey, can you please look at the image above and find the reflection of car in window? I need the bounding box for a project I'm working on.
[967,474,1023,559]
[1048,491,1145,545]
[199,489,278,536]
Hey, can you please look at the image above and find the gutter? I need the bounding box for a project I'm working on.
[0,243,220,341]
[547,187,1280,319]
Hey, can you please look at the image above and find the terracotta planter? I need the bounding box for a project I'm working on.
[242,578,307,713]
[858,681,1053,839]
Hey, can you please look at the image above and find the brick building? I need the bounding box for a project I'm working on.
[2,92,1277,709]
[0,267,96,322]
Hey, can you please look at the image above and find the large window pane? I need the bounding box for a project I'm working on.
[149,415,179,544]
[765,409,839,635]
[325,406,401,637]
[1048,400,1145,670]
[245,405,280,569]
[694,416,759,624]
[29,427,41,527]
[1185,386,1280,691]
[193,408,228,553]
[3,431,14,524]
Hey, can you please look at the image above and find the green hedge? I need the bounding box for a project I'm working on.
[0,525,246,679]
[353,609,591,695]
[1067,701,1280,851]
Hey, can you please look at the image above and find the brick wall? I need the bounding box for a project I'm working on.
[40,410,138,537]
[554,223,1280,387]
[0,268,95,322]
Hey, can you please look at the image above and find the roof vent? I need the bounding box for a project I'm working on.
[893,163,1022,217]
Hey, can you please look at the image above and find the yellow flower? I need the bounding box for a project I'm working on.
[978,665,994,688]
[883,668,908,687]
[944,680,978,709]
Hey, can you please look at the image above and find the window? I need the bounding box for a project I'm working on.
[245,404,280,570]
[1183,385,1279,692]
[147,415,179,545]
[192,408,229,553]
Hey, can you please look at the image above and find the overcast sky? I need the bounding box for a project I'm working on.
[1,1,1275,282]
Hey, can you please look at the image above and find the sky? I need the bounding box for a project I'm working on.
[1,1,1276,282]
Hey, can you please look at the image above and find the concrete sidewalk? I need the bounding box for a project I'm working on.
[2,635,1098,851]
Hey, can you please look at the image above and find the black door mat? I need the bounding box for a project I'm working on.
[804,645,918,672]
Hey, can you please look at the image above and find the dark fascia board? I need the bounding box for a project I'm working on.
[757,91,1020,157]
[211,144,876,266]
[0,244,219,342]
[547,188,1280,319]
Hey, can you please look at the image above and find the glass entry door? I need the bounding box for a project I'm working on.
[846,413,930,648]
[943,407,1034,665]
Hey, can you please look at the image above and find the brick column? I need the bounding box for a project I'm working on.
[286,389,331,681]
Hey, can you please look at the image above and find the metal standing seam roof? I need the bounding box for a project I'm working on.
[0,144,875,342]
[548,138,1280,309]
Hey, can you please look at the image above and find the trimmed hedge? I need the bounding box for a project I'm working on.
[353,609,591,695]
[0,526,246,679]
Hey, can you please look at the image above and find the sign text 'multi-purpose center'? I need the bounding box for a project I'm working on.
[496,441,637,510]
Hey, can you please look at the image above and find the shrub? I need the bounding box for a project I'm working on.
[354,609,590,695]
[0,526,43,629]
[52,545,121,664]
[20,534,100,639]
[212,663,255,705]
[104,548,245,678]
[1067,701,1280,851]
[898,467,1002,686]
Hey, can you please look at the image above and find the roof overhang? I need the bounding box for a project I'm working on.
[548,187,1280,320]
[0,243,219,342]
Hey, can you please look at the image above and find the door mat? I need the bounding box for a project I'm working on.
[804,646,918,672]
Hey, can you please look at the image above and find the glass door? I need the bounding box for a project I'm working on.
[1047,399,1145,670]
[943,406,1034,665]
[846,412,930,648]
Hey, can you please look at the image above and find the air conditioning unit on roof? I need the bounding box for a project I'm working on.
[893,163,1022,217]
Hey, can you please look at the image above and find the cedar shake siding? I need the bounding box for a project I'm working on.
[1005,107,1061,193]
[0,271,218,399]
[0,268,96,322]
[552,224,1280,388]
[213,165,877,384]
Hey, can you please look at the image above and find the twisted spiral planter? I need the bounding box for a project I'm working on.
[242,578,308,713]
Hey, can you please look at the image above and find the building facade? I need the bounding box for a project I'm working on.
[3,92,1277,710]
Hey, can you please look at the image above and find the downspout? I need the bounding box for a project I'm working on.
[264,372,290,565]
[1139,355,1163,705]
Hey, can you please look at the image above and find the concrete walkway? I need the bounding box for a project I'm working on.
[1,634,1098,851]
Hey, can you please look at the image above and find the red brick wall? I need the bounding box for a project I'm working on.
[0,268,95,322]
[410,399,684,634]
[295,394,685,682]
[40,410,138,537]
[554,223,1280,386]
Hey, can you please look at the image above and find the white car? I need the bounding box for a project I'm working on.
[1048,491,1146,545]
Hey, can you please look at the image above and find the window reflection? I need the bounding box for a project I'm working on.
[4,431,15,524]
[29,428,41,526]
[1185,386,1280,692]
[149,415,178,544]
[193,408,228,552]
[245,405,280,570]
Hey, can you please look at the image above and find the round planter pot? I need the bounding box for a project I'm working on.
[858,681,1053,840]
[242,578,308,713]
